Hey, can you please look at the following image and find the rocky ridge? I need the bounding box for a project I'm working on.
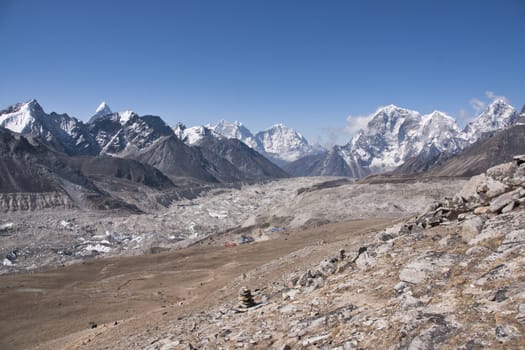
[138,157,525,349]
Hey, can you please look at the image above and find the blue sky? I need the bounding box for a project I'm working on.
[0,0,524,145]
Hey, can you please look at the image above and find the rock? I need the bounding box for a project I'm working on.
[408,324,455,350]
[486,162,517,182]
[501,229,525,245]
[318,258,337,275]
[513,154,525,166]
[490,288,508,302]
[483,178,508,198]
[465,245,490,256]
[456,174,487,204]
[495,324,521,341]
[517,304,525,324]
[394,281,408,294]
[355,250,374,269]
[489,191,518,213]
[6,250,18,262]
[238,287,256,308]
[474,206,490,215]
[399,293,422,310]
[460,216,484,242]
[501,201,515,213]
[475,264,512,286]
[282,289,300,301]
[399,252,457,284]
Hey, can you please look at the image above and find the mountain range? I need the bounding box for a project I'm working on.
[175,120,324,166]
[285,99,520,177]
[1,98,523,200]
[0,100,288,187]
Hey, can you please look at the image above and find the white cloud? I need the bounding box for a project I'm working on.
[485,91,509,103]
[316,127,346,148]
[344,113,372,136]
[469,98,486,113]
[457,108,472,127]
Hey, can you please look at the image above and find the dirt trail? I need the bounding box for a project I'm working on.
[0,218,393,350]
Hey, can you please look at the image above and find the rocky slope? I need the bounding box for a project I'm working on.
[0,126,177,212]
[118,157,525,349]
[422,125,525,177]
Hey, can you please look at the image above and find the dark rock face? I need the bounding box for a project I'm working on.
[0,127,176,211]
[196,137,289,182]
[90,112,288,184]
[284,148,370,178]
[392,144,455,175]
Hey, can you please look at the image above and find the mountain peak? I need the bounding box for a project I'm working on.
[88,102,114,123]
[377,104,410,114]
[489,98,510,106]
[95,102,112,116]
[270,123,287,129]
[463,99,517,143]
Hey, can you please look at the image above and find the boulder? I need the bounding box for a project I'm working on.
[486,162,517,182]
[489,190,519,213]
[455,174,487,205]
[474,206,490,215]
[501,201,515,213]
[482,178,508,199]
[513,154,525,166]
[460,216,484,242]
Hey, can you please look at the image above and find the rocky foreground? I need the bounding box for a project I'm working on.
[122,158,525,349]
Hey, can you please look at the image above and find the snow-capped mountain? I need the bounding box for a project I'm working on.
[89,102,113,123]
[173,123,221,145]
[254,124,324,164]
[86,101,177,156]
[287,100,519,178]
[205,120,323,165]
[208,120,257,148]
[463,99,517,142]
[342,105,467,173]
[0,99,100,155]
[85,103,287,183]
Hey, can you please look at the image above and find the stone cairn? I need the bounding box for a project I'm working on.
[238,286,256,309]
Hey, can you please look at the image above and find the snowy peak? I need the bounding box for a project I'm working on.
[464,99,517,142]
[0,99,100,155]
[173,122,186,140]
[89,102,114,123]
[173,122,217,144]
[95,101,112,115]
[181,125,220,145]
[364,105,421,137]
[88,101,136,126]
[345,105,467,172]
[418,111,467,154]
[254,123,321,163]
[194,120,323,164]
[0,99,44,134]
[208,120,256,148]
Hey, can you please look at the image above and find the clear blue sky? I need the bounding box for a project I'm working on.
[1,0,524,145]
